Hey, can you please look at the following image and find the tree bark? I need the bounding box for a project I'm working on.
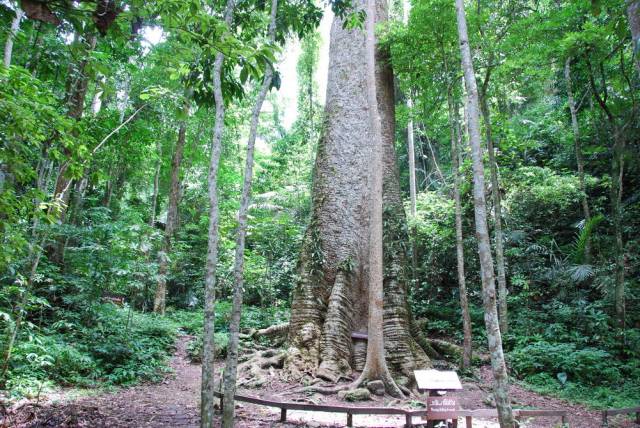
[564,57,592,262]
[200,1,235,427]
[479,92,508,335]
[221,0,278,425]
[454,0,515,425]
[351,0,403,397]
[286,0,429,385]
[447,86,473,370]
[149,141,161,227]
[3,6,24,68]
[154,93,191,315]
[628,0,640,74]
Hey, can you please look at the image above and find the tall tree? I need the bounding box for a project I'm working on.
[154,90,192,315]
[628,0,640,74]
[402,0,419,284]
[286,0,429,384]
[221,0,278,424]
[564,57,592,262]
[454,0,514,424]
[446,81,472,370]
[585,55,627,328]
[352,0,402,397]
[200,1,236,426]
[3,4,24,68]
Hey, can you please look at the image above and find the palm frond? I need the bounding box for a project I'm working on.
[571,214,604,264]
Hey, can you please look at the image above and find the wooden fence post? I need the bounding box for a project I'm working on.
[405,413,413,427]
[347,412,353,427]
[280,408,287,422]
[601,410,608,427]
[465,416,472,428]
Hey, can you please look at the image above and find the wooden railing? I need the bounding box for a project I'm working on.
[213,391,570,427]
[601,407,640,427]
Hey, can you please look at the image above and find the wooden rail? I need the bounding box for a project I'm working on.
[213,391,570,427]
[601,407,640,427]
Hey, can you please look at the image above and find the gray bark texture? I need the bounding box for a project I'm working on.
[479,94,508,335]
[447,87,473,370]
[352,0,403,397]
[221,0,278,425]
[454,0,515,425]
[3,6,24,68]
[200,1,235,427]
[286,0,429,385]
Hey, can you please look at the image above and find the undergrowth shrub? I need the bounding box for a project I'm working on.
[509,340,621,386]
[186,333,228,363]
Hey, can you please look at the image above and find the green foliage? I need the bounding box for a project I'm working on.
[4,306,178,398]
[187,333,228,363]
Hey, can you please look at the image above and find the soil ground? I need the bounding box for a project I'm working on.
[1,336,635,427]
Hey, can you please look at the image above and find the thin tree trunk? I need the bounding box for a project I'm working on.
[352,0,403,398]
[454,0,514,424]
[402,0,418,284]
[91,76,105,115]
[447,86,473,370]
[479,92,508,335]
[628,0,640,75]
[221,1,278,425]
[564,57,592,262]
[149,141,161,227]
[201,1,235,426]
[406,98,418,284]
[585,56,626,328]
[154,93,191,315]
[3,6,24,68]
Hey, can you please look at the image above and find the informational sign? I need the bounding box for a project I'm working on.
[414,370,463,392]
[427,396,459,419]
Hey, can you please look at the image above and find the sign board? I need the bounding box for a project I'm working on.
[427,396,459,419]
[414,370,463,392]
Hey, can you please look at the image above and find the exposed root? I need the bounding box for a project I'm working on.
[250,323,289,339]
[352,369,405,399]
[237,349,286,388]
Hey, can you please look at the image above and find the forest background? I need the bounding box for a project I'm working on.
[0,0,638,414]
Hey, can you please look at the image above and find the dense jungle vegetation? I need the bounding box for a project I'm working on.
[0,0,638,425]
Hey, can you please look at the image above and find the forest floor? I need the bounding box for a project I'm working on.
[2,336,635,427]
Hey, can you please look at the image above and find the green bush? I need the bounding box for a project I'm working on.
[186,333,228,363]
[509,340,621,386]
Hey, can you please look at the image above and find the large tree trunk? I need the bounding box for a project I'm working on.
[564,57,592,262]
[3,6,24,68]
[352,0,403,397]
[200,1,235,427]
[154,94,191,315]
[221,0,277,424]
[454,0,515,425]
[286,0,429,385]
[447,86,473,370]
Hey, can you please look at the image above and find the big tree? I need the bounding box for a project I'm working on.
[286,0,430,385]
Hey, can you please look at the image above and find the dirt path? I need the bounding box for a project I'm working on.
[3,337,633,427]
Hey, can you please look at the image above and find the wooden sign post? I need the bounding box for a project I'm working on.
[415,370,463,428]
